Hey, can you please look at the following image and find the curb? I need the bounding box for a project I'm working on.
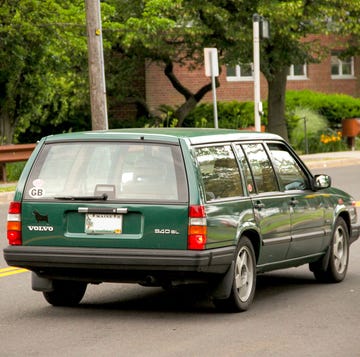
[300,152,360,170]
[0,191,14,204]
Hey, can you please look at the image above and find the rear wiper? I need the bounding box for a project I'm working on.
[54,193,108,201]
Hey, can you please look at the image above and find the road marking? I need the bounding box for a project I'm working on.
[0,266,28,278]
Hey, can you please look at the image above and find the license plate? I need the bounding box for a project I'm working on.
[85,213,123,234]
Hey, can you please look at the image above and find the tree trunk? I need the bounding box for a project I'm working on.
[173,96,198,125]
[0,110,16,145]
[266,67,289,141]
[164,61,214,127]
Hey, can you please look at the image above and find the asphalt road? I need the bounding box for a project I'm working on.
[1,165,360,357]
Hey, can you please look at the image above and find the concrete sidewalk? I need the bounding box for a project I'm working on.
[300,150,360,169]
[1,150,360,204]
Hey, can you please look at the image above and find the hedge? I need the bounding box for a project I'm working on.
[285,90,360,127]
[182,90,360,129]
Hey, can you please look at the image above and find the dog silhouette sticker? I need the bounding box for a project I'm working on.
[33,210,48,223]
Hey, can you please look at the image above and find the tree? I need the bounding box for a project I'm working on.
[2,1,359,142]
[258,0,360,140]
[0,0,90,144]
[107,0,258,126]
[108,0,360,139]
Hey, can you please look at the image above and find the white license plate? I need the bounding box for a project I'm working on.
[85,213,123,234]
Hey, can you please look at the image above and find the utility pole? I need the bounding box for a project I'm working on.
[85,0,108,130]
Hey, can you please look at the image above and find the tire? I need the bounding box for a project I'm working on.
[214,236,256,312]
[43,280,87,307]
[310,217,349,283]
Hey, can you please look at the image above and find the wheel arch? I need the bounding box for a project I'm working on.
[337,211,351,237]
[240,229,261,263]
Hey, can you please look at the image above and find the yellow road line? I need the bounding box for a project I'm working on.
[0,266,28,278]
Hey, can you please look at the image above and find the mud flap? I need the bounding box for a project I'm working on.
[309,245,331,273]
[32,272,54,292]
[210,261,235,300]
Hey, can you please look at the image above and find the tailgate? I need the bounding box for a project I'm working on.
[20,139,190,250]
[21,202,189,249]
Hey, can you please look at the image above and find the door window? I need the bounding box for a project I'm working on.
[196,145,243,201]
[241,143,279,193]
[267,143,309,191]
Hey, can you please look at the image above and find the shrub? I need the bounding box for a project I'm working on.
[286,90,360,127]
[289,106,348,154]
[4,162,26,182]
[183,101,267,129]
[289,107,328,153]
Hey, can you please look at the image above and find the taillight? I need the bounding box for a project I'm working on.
[7,201,22,245]
[188,205,207,250]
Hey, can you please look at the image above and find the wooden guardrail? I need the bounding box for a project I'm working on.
[0,143,36,182]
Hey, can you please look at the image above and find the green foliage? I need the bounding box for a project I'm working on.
[109,0,360,138]
[1,1,360,144]
[286,90,360,127]
[287,102,353,154]
[0,0,90,144]
[289,107,328,153]
[5,162,26,182]
[116,0,256,66]
[183,101,261,129]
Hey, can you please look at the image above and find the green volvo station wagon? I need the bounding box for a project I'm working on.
[4,128,360,311]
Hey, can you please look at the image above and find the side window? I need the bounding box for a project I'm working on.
[241,143,279,193]
[267,143,309,191]
[235,144,255,194]
[196,145,243,201]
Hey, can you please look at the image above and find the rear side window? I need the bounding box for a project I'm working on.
[195,145,244,201]
[24,142,187,202]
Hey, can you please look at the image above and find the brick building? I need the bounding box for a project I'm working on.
[146,58,359,114]
[113,36,360,121]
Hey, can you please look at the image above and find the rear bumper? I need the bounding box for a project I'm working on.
[3,245,235,281]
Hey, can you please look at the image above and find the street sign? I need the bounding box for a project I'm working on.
[204,48,219,77]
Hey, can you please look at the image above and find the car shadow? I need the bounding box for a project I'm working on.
[67,268,321,314]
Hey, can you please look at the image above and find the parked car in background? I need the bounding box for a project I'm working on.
[4,128,360,311]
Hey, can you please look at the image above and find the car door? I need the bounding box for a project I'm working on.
[195,144,253,249]
[237,143,291,266]
[266,142,326,259]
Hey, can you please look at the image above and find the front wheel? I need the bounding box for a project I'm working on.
[310,217,349,283]
[43,280,87,307]
[214,236,256,312]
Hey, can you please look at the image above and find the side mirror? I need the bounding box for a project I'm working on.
[313,174,331,190]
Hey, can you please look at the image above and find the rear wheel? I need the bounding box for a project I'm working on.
[214,236,256,312]
[310,217,349,283]
[43,280,87,306]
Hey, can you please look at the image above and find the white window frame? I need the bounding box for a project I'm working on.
[331,54,355,79]
[287,64,308,80]
[226,64,253,82]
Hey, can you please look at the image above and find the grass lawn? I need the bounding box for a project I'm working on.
[0,185,16,193]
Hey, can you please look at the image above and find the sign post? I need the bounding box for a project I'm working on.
[204,48,219,129]
[253,14,269,132]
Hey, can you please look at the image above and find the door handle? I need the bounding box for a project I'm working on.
[289,198,298,206]
[254,201,265,210]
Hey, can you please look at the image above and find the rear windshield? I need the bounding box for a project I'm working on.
[24,141,188,202]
